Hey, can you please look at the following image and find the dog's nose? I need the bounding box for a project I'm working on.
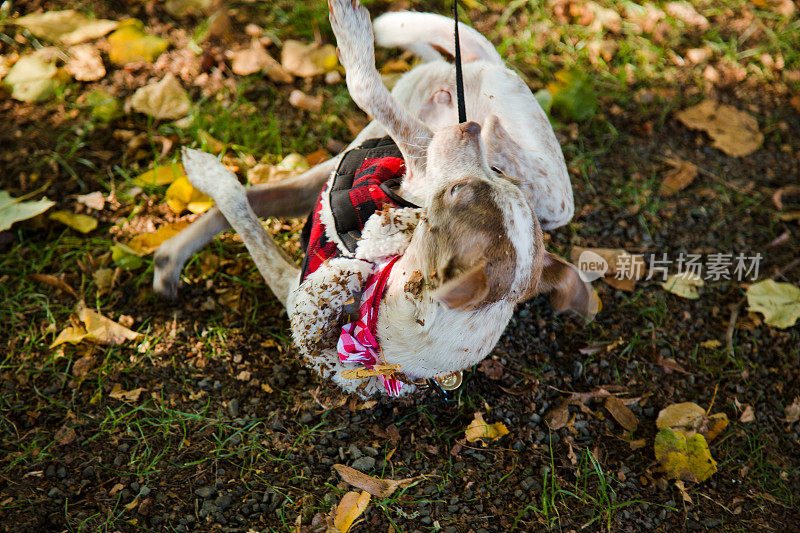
[459,121,481,136]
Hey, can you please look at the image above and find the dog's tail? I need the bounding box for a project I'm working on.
[373,11,502,65]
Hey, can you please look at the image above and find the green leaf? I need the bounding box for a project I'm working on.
[546,69,597,122]
[85,89,123,121]
[111,243,145,270]
[0,190,55,231]
[654,428,717,482]
[746,279,800,329]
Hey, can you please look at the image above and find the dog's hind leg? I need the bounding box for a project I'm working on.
[178,148,302,306]
[328,0,432,180]
[153,157,334,299]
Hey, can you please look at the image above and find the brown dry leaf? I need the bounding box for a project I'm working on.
[784,396,800,424]
[51,326,89,347]
[129,73,191,120]
[109,383,146,402]
[126,221,190,256]
[332,491,370,533]
[570,246,646,292]
[14,10,118,45]
[464,412,510,444]
[281,40,338,77]
[72,354,95,377]
[739,404,755,423]
[660,158,698,196]
[676,100,763,157]
[66,44,105,81]
[478,359,504,380]
[333,464,415,497]
[545,401,570,430]
[76,191,105,211]
[230,39,293,83]
[605,395,638,431]
[772,185,800,211]
[30,273,78,298]
[656,402,729,442]
[790,95,800,113]
[674,480,693,504]
[54,302,142,347]
[54,426,77,446]
[288,89,323,112]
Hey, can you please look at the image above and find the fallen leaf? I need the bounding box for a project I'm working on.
[109,483,124,495]
[605,395,638,431]
[739,404,755,423]
[109,383,145,402]
[333,464,415,497]
[247,153,309,185]
[660,158,698,195]
[288,89,323,112]
[545,401,570,430]
[51,326,90,347]
[570,246,646,290]
[54,426,77,445]
[76,191,105,211]
[65,44,105,81]
[674,480,693,504]
[30,273,78,298]
[700,340,721,349]
[676,100,763,157]
[165,176,213,214]
[50,210,98,233]
[111,243,144,270]
[164,0,214,17]
[662,271,704,299]
[784,397,800,424]
[14,10,118,45]
[129,73,191,120]
[465,412,510,444]
[2,53,61,102]
[0,191,54,231]
[134,163,185,187]
[72,354,95,377]
[84,89,123,121]
[107,19,168,65]
[126,221,190,255]
[280,40,338,77]
[746,279,800,329]
[198,130,226,154]
[93,268,116,295]
[654,428,717,482]
[665,2,709,30]
[772,185,800,211]
[478,359,504,380]
[230,39,293,83]
[656,402,728,442]
[332,491,370,533]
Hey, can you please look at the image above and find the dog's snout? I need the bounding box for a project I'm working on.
[459,121,481,137]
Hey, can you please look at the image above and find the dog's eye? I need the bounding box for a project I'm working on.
[450,183,465,195]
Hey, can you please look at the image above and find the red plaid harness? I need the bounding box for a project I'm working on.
[299,137,418,395]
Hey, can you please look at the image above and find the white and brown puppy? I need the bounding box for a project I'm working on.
[156,1,596,397]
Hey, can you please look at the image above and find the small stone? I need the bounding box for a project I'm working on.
[351,456,376,471]
[215,493,232,509]
[227,398,240,418]
[57,466,67,478]
[195,486,216,499]
[81,466,94,478]
[48,487,62,498]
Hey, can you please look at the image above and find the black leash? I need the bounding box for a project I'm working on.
[452,0,467,123]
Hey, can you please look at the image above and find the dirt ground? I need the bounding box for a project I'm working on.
[1,0,799,532]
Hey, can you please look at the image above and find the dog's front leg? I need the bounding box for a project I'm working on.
[329,0,432,179]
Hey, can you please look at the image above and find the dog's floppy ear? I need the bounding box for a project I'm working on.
[434,261,489,311]
[533,252,598,320]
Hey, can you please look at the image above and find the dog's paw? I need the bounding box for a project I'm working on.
[153,247,180,299]
[328,0,374,75]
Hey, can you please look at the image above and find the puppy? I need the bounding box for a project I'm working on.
[156,1,597,397]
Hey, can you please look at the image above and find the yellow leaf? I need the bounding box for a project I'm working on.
[700,339,721,349]
[78,302,140,345]
[107,19,168,65]
[50,210,98,233]
[654,428,717,482]
[198,130,226,153]
[165,176,213,214]
[662,271,704,299]
[656,402,728,442]
[14,10,118,45]
[51,326,89,348]
[332,491,370,533]
[746,279,800,329]
[129,73,191,120]
[280,40,338,77]
[464,412,510,445]
[134,163,185,187]
[126,221,190,255]
[109,383,146,402]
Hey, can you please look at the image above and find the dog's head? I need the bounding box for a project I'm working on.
[418,120,597,318]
